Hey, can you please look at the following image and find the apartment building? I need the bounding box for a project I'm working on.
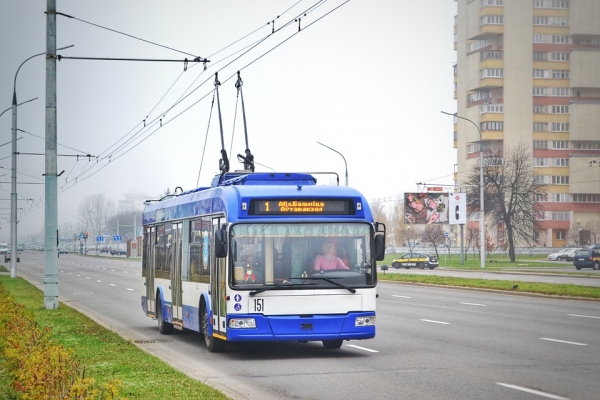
[453,0,600,247]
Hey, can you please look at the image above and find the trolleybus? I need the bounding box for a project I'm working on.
[141,171,385,352]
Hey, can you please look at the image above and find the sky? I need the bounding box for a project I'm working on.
[0,0,457,243]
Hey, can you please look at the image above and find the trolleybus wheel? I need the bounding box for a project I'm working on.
[202,303,225,353]
[157,297,173,334]
[322,340,343,349]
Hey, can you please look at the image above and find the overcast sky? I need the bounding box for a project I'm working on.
[0,0,457,242]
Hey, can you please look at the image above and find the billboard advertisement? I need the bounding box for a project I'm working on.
[448,193,467,225]
[405,193,449,225]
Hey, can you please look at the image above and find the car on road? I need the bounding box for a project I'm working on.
[110,248,127,256]
[559,248,581,261]
[4,250,20,263]
[572,249,600,270]
[547,248,570,261]
[58,248,69,254]
[100,246,109,253]
[391,253,438,270]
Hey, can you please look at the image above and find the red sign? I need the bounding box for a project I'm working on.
[427,187,443,192]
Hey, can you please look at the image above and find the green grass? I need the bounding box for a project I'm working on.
[0,275,229,399]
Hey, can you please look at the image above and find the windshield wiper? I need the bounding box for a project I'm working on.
[306,277,356,293]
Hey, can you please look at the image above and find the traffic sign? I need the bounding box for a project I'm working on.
[444,231,449,237]
[96,236,104,242]
[449,193,467,225]
[113,235,122,242]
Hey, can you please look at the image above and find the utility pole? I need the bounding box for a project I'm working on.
[44,0,59,309]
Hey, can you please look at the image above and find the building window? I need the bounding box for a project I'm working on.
[533,87,548,96]
[533,158,548,167]
[481,15,504,25]
[534,16,548,25]
[552,212,569,221]
[480,121,504,131]
[552,70,570,79]
[556,230,566,240]
[533,69,548,78]
[481,0,503,5]
[551,140,569,149]
[533,175,550,184]
[573,194,600,203]
[535,193,548,202]
[533,34,545,43]
[534,122,548,131]
[552,193,570,202]
[551,105,569,114]
[533,140,548,149]
[551,122,569,132]
[480,105,503,114]
[533,105,548,114]
[552,35,569,44]
[552,158,569,167]
[552,0,570,9]
[551,52,570,61]
[551,176,569,185]
[573,36,600,46]
[550,17,569,26]
[551,87,571,96]
[533,52,548,61]
[572,141,600,150]
[481,68,503,78]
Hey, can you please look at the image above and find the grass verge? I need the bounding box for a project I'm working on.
[377,272,600,299]
[0,275,229,399]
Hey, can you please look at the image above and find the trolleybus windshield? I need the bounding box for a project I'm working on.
[230,222,375,289]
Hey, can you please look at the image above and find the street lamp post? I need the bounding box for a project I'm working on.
[317,142,348,186]
[442,111,485,268]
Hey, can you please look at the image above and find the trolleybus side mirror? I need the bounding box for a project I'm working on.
[374,222,386,261]
[215,225,228,258]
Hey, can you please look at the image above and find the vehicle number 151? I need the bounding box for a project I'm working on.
[253,298,264,312]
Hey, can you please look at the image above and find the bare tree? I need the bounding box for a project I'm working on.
[403,225,421,253]
[78,194,116,239]
[420,225,445,258]
[390,199,405,248]
[370,201,391,231]
[585,220,600,245]
[465,142,545,262]
[464,227,477,260]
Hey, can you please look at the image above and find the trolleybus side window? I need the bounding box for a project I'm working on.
[190,217,211,283]
[155,223,171,279]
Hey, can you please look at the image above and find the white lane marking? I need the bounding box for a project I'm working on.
[86,277,90,279]
[420,319,450,325]
[77,275,80,277]
[96,280,102,283]
[124,271,128,273]
[110,284,116,287]
[392,295,411,299]
[540,338,587,346]
[346,344,379,353]
[127,288,134,291]
[568,314,600,319]
[460,302,486,307]
[496,383,570,400]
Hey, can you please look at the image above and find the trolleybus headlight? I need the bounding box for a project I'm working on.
[229,318,257,328]
[355,316,375,327]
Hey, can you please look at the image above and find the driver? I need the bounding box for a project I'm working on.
[314,243,350,271]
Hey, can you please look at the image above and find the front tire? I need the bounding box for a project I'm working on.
[157,297,173,334]
[392,262,400,269]
[594,262,599,271]
[322,340,343,349]
[576,266,582,270]
[202,303,225,353]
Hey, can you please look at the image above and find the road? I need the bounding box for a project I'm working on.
[12,251,600,400]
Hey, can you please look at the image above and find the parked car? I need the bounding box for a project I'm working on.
[58,247,69,254]
[391,253,438,270]
[559,248,581,261]
[4,250,20,263]
[110,248,127,256]
[100,246,109,253]
[547,248,570,261]
[572,249,600,270]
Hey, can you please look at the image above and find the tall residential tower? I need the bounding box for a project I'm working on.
[453,0,600,247]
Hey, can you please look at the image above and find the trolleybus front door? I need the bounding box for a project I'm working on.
[211,218,227,337]
[171,222,183,324]
[145,226,155,316]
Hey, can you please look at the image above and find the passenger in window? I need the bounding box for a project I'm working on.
[314,243,349,271]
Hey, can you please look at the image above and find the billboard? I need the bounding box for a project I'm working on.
[404,193,449,225]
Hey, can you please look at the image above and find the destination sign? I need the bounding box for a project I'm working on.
[250,199,354,215]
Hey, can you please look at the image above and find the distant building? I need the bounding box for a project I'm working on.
[453,0,600,247]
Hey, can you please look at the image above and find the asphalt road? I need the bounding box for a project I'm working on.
[11,251,600,400]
